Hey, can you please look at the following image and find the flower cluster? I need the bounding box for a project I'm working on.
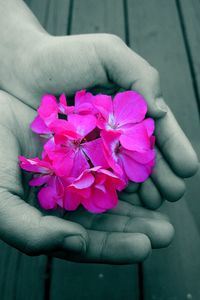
[19,90,155,213]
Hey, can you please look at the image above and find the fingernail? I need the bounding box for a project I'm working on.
[156,97,168,113]
[63,235,86,253]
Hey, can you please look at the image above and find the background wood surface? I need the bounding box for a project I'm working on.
[0,0,199,299]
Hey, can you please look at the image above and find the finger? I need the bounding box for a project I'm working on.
[53,231,151,264]
[151,147,186,202]
[118,191,142,206]
[155,109,198,177]
[108,200,170,221]
[97,35,167,118]
[123,181,140,193]
[96,35,198,176]
[0,125,87,256]
[139,177,163,209]
[66,209,174,248]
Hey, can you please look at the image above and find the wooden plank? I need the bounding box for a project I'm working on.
[49,1,139,300]
[71,0,126,40]
[178,0,200,108]
[25,0,49,27]
[0,240,47,300]
[127,0,200,298]
[46,0,71,35]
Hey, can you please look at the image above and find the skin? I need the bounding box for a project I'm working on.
[0,0,198,263]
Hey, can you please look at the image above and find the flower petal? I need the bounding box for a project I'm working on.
[29,175,51,186]
[30,115,51,134]
[120,122,150,151]
[68,114,96,138]
[120,149,152,182]
[38,186,57,210]
[82,138,109,168]
[113,91,147,126]
[93,94,113,120]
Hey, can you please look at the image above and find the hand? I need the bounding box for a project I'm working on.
[0,91,174,263]
[0,30,198,209]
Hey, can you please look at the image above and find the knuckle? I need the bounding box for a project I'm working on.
[102,33,124,46]
[23,234,43,256]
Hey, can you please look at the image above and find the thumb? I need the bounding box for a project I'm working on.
[0,190,87,255]
[97,34,168,118]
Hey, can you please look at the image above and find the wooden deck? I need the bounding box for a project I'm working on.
[1,0,200,299]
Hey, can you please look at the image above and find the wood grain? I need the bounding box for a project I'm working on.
[127,0,200,298]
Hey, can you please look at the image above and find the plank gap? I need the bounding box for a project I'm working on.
[67,0,74,35]
[123,0,130,45]
[44,256,53,300]
[138,263,144,300]
[175,0,200,117]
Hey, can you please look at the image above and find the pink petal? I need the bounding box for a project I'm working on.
[120,149,152,182]
[100,131,123,176]
[52,148,75,177]
[82,138,109,168]
[38,94,58,119]
[74,90,95,114]
[19,156,51,173]
[113,91,147,126]
[38,186,57,210]
[29,175,51,186]
[120,122,150,151]
[63,190,81,211]
[93,94,113,120]
[68,114,96,138]
[30,115,51,134]
[70,172,94,189]
[49,119,80,139]
[70,149,90,178]
[143,118,155,137]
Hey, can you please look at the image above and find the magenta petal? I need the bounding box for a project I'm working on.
[93,94,113,120]
[70,172,95,189]
[30,115,51,134]
[75,90,95,114]
[120,150,151,182]
[63,190,81,211]
[101,131,123,176]
[113,91,147,126]
[120,123,150,151]
[19,156,51,173]
[68,114,96,138]
[49,119,80,139]
[82,138,109,168]
[52,149,75,177]
[71,150,90,177]
[38,94,58,119]
[29,175,51,186]
[38,186,57,210]
[143,118,155,137]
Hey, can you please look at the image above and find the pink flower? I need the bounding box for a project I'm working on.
[19,156,66,209]
[31,94,72,135]
[44,114,108,177]
[101,126,155,183]
[65,167,125,213]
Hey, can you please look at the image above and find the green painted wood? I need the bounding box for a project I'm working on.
[178,0,200,108]
[49,1,139,299]
[127,0,200,298]
[71,0,126,40]
[46,0,71,35]
[26,0,49,27]
[0,240,47,300]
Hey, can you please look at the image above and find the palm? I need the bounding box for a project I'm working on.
[0,91,174,263]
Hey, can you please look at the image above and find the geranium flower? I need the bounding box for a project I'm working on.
[65,167,125,213]
[44,113,108,178]
[19,155,67,209]
[101,128,155,183]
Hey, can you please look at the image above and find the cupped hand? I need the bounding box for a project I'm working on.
[0,91,174,263]
[0,33,198,209]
